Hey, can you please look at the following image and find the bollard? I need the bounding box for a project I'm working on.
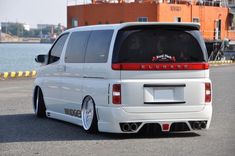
[25,71,30,77]
[0,70,37,80]
[32,70,37,77]
[209,60,234,65]
[18,71,23,77]
[11,72,16,78]
[4,72,9,79]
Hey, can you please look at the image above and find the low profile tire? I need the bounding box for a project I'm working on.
[34,87,46,118]
[81,96,98,133]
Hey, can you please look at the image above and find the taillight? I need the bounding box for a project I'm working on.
[112,84,121,104]
[112,63,209,70]
[205,83,212,103]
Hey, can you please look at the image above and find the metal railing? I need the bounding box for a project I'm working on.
[67,0,231,6]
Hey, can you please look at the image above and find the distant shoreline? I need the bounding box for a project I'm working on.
[0,42,52,44]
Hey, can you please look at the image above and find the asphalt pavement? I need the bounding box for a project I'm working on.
[0,65,235,156]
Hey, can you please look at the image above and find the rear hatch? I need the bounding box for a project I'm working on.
[112,24,209,113]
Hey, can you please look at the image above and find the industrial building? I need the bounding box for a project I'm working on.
[67,0,235,42]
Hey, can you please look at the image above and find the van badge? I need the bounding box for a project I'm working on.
[64,108,81,118]
[152,54,176,62]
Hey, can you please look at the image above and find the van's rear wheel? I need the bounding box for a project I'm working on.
[81,96,98,133]
[34,87,46,118]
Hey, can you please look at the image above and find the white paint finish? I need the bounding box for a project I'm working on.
[46,110,82,126]
[120,78,211,112]
[120,70,206,79]
[59,63,84,113]
[63,22,200,34]
[96,105,212,133]
[34,22,212,133]
[39,65,62,113]
[82,63,116,107]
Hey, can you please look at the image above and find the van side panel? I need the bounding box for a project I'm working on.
[82,29,120,108]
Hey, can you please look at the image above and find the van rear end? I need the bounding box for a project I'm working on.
[99,23,212,133]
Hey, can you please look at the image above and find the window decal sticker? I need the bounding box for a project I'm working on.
[152,54,176,62]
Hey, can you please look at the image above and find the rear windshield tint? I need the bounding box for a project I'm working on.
[113,27,207,63]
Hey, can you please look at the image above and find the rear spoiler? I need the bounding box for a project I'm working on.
[119,22,200,31]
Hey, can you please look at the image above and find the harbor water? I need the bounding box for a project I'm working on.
[0,43,51,72]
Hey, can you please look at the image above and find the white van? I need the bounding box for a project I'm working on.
[34,22,212,133]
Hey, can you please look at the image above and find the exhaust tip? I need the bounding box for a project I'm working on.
[189,121,207,130]
[130,123,138,131]
[120,122,142,132]
[122,123,131,132]
[201,121,207,129]
[193,122,201,130]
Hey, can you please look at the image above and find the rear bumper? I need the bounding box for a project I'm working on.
[97,105,212,133]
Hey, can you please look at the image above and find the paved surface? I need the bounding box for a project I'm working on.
[0,65,235,156]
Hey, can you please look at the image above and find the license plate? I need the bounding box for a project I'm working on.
[144,84,185,104]
[154,88,174,102]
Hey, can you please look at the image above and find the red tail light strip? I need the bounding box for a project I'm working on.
[112,84,121,104]
[205,83,212,103]
[112,63,209,70]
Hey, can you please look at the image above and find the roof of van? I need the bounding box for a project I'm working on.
[64,22,200,33]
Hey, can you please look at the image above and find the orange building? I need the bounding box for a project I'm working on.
[67,0,235,42]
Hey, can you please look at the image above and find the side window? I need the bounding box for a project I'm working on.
[85,30,113,63]
[65,31,90,63]
[48,34,68,64]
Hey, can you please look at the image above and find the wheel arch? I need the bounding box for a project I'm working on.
[32,85,39,111]
[82,95,94,107]
[81,95,98,133]
[33,85,46,112]
[82,94,101,118]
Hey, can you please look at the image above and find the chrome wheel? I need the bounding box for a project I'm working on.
[82,98,95,130]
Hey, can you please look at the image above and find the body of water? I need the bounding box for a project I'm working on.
[0,43,51,72]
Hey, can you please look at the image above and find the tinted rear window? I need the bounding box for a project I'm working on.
[113,27,207,63]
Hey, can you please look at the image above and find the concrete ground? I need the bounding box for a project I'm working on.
[0,65,235,156]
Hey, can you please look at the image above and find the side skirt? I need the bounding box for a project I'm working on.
[46,110,82,126]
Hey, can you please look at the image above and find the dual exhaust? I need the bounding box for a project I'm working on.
[121,121,207,132]
[120,122,141,132]
[190,121,207,130]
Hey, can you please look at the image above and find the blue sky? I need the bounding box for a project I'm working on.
[0,0,68,28]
